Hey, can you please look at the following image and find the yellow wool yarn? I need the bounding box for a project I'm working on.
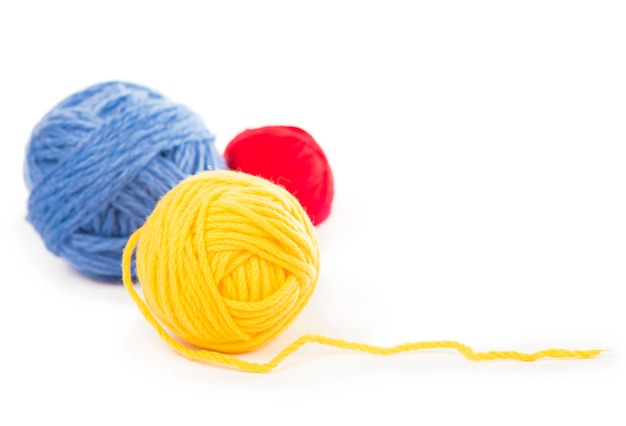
[126,170,318,354]
[122,170,603,373]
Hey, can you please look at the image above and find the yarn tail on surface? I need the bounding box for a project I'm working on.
[122,230,605,373]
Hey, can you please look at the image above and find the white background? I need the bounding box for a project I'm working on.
[1,1,624,424]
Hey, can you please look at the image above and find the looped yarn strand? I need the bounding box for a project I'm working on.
[122,171,604,373]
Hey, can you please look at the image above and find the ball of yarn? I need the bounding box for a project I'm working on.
[24,81,225,281]
[224,126,334,226]
[129,170,319,353]
[122,174,604,372]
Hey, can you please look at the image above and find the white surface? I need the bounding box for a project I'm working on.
[1,1,624,424]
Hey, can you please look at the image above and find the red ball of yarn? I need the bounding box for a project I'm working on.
[224,126,334,226]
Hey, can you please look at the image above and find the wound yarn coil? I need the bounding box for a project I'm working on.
[125,170,319,354]
[24,81,225,281]
[224,126,334,226]
[123,171,603,373]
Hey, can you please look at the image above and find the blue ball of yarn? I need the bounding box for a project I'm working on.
[24,81,225,282]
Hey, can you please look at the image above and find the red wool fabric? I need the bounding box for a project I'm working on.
[224,126,334,225]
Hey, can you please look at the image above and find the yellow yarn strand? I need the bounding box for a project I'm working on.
[123,228,603,374]
[121,171,604,373]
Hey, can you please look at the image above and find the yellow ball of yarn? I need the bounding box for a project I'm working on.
[123,171,603,372]
[131,170,319,353]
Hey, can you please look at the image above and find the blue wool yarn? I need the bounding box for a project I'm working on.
[24,81,225,282]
